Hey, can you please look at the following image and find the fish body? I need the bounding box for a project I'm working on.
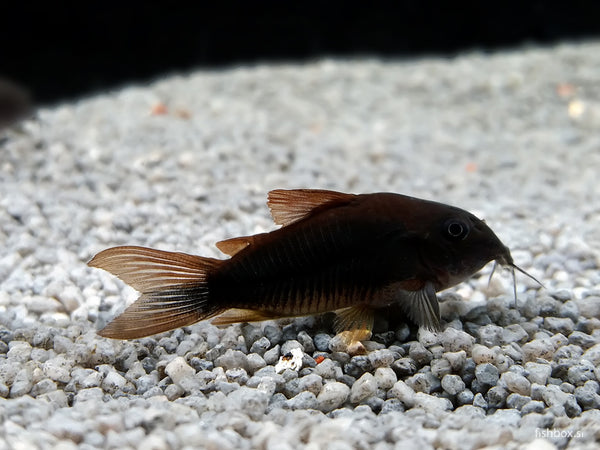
[89,189,521,340]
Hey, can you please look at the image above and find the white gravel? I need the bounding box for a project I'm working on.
[1,41,600,450]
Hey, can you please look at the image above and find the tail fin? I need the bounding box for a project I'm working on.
[88,246,224,339]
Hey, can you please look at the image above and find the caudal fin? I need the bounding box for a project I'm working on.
[88,246,224,339]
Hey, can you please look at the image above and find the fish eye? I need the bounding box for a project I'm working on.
[443,219,470,240]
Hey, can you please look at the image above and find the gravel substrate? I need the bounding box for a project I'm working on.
[1,42,600,450]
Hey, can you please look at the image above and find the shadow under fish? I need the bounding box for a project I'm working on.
[89,189,542,349]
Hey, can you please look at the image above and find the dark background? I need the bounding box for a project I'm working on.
[3,2,600,106]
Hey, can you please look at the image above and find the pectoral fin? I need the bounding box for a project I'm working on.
[399,281,441,331]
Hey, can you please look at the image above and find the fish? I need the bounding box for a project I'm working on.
[0,77,31,129]
[88,189,541,343]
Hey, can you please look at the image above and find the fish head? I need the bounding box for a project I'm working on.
[416,207,513,290]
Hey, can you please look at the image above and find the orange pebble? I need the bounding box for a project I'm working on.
[151,103,168,115]
[556,83,575,98]
[465,162,477,173]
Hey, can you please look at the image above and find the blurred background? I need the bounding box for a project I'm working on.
[2,2,600,107]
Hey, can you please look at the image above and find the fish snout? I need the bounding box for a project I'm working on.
[495,245,514,268]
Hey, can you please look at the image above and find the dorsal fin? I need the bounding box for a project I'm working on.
[216,236,254,256]
[267,189,356,227]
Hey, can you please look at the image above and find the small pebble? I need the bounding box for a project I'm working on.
[473,392,488,409]
[286,391,318,410]
[380,398,405,413]
[574,381,600,410]
[165,383,184,400]
[9,367,33,398]
[413,392,452,413]
[136,374,159,394]
[249,337,271,356]
[581,343,600,365]
[441,374,465,396]
[101,370,128,394]
[551,290,572,302]
[31,378,57,396]
[226,368,249,385]
[263,345,280,365]
[297,374,323,396]
[392,358,417,377]
[263,325,282,346]
[7,341,32,362]
[225,387,269,420]
[42,356,73,383]
[575,296,600,319]
[166,357,202,393]
[350,372,378,404]
[430,358,452,378]
[296,331,315,353]
[417,328,439,347]
[475,363,499,386]
[506,393,531,410]
[316,382,350,413]
[537,296,561,316]
[388,380,416,408]
[256,377,278,397]
[215,349,249,372]
[405,372,440,394]
[478,324,504,347]
[443,350,467,371]
[373,367,397,390]
[567,360,596,386]
[165,357,195,385]
[246,353,267,374]
[440,327,475,352]
[314,358,340,380]
[501,371,531,396]
[456,389,474,405]
[471,344,496,365]
[541,384,582,418]
[486,386,508,408]
[343,355,372,378]
[367,349,395,368]
[522,339,555,363]
[242,324,263,349]
[559,301,579,322]
[491,408,521,427]
[525,362,552,385]
[408,342,432,366]
[544,317,575,335]
[280,340,303,356]
[501,324,528,344]
[313,333,332,352]
[568,331,596,349]
[520,400,546,415]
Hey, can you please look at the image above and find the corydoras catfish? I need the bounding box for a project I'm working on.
[89,189,540,344]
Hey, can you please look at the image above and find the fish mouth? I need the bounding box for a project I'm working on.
[489,246,544,305]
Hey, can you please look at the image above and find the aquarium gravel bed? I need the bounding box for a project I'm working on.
[1,42,600,450]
